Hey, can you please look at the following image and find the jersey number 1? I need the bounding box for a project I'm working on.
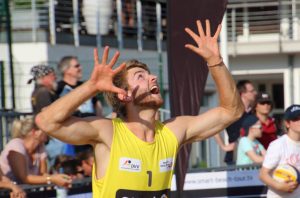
[146,171,152,187]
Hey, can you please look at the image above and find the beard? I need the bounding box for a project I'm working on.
[133,93,163,109]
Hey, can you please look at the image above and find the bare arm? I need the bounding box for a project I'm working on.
[8,151,71,187]
[246,150,264,164]
[36,47,129,145]
[214,133,235,152]
[260,166,298,193]
[0,169,26,198]
[167,20,243,144]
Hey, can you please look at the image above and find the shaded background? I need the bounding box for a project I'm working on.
[167,0,228,196]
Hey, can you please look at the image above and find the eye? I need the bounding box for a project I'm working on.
[137,74,144,79]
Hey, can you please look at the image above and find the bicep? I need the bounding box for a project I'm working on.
[185,107,236,143]
[49,117,101,145]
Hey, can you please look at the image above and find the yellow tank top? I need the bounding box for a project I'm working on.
[92,118,179,198]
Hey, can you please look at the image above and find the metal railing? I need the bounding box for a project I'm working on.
[227,0,300,45]
[2,0,167,50]
[2,0,300,50]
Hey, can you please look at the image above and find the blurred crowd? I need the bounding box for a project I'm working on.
[0,58,299,197]
[0,56,100,197]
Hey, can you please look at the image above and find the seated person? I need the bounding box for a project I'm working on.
[76,149,94,177]
[236,115,266,165]
[0,117,72,187]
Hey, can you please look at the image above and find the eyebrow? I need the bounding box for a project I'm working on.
[133,70,146,76]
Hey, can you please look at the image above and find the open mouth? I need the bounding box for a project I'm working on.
[150,85,160,94]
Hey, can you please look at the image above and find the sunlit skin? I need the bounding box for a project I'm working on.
[35,20,244,189]
[126,67,163,110]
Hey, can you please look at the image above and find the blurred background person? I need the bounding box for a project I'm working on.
[0,168,26,198]
[0,117,72,187]
[76,149,94,177]
[260,104,300,197]
[57,56,103,118]
[252,92,278,149]
[55,56,104,155]
[27,65,58,115]
[215,80,257,165]
[236,115,266,165]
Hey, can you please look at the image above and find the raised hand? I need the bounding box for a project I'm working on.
[185,20,222,66]
[90,46,128,97]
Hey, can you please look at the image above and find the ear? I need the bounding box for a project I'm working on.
[117,92,132,103]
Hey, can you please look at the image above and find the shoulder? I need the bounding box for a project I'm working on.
[4,139,26,154]
[56,81,66,94]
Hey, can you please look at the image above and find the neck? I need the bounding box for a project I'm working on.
[23,137,39,154]
[247,134,255,141]
[242,98,251,112]
[256,112,268,123]
[124,108,157,142]
[63,75,78,86]
[287,130,300,141]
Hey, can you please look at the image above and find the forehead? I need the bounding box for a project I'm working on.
[245,83,254,90]
[127,67,150,75]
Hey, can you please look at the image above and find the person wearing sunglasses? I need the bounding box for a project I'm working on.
[260,104,300,197]
[252,92,278,149]
[236,115,266,165]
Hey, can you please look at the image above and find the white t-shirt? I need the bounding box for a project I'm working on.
[262,134,300,198]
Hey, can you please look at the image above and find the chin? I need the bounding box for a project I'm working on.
[135,97,164,109]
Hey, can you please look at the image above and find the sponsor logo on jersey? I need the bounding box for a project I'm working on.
[119,157,141,172]
[159,158,174,172]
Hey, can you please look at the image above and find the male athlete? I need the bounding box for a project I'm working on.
[36,20,244,197]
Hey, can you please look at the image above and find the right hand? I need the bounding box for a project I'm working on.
[222,142,235,152]
[10,185,26,198]
[89,46,129,99]
[51,174,72,188]
[275,180,298,193]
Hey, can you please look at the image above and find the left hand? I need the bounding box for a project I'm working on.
[185,19,222,66]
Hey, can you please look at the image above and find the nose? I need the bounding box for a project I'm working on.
[150,74,158,83]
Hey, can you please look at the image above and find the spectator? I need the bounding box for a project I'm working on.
[51,155,73,174]
[236,115,266,165]
[61,159,84,180]
[0,168,26,198]
[260,104,300,197]
[0,117,72,187]
[28,65,57,115]
[215,80,257,165]
[55,56,104,155]
[57,56,103,118]
[52,155,84,180]
[122,0,135,27]
[76,149,94,177]
[252,92,278,149]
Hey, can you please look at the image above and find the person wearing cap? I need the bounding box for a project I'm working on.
[28,65,58,115]
[251,92,278,149]
[260,104,300,197]
[236,115,266,165]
